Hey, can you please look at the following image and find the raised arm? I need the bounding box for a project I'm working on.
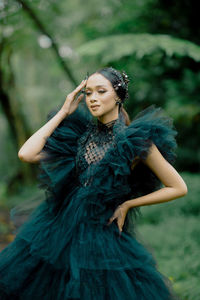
[18,79,87,164]
[18,109,68,163]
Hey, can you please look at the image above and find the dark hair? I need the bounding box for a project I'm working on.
[93,67,131,126]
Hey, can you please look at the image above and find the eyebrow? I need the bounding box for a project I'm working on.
[85,85,107,89]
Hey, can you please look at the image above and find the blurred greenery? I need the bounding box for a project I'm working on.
[77,33,200,63]
[137,172,200,300]
[0,0,200,299]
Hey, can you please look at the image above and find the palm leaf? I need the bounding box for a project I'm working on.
[76,33,200,63]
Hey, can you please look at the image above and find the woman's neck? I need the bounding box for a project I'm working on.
[97,118,118,127]
[97,111,119,125]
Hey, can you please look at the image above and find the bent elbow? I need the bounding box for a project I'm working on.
[18,150,25,161]
[18,150,31,163]
[18,150,44,164]
[181,185,188,196]
[178,183,188,197]
[18,151,28,162]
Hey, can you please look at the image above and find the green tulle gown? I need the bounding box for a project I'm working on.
[0,104,180,299]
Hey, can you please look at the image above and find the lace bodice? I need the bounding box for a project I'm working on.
[75,118,118,186]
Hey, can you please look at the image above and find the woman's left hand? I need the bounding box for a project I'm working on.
[107,202,130,234]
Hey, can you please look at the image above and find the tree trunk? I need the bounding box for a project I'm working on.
[0,41,36,190]
[16,0,78,87]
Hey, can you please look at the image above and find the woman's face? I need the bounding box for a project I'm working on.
[85,73,119,120]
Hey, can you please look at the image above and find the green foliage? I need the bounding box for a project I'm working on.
[138,172,200,224]
[77,33,200,64]
[137,172,200,300]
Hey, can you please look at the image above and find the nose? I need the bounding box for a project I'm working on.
[90,99,98,103]
[90,92,98,103]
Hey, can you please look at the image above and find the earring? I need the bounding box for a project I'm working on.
[115,97,121,105]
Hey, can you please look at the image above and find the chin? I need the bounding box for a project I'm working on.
[90,110,103,117]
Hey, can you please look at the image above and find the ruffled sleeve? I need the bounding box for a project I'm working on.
[37,104,92,212]
[10,104,92,231]
[124,105,178,197]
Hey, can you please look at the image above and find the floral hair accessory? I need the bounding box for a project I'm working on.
[121,70,130,85]
[112,69,130,102]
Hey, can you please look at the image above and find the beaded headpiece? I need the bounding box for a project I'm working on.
[109,67,130,104]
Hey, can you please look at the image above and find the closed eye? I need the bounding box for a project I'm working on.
[86,90,106,95]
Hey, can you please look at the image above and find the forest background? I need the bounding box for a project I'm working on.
[0,1,200,299]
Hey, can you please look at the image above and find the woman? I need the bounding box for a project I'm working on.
[0,67,187,299]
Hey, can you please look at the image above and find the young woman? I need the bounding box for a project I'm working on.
[0,67,187,299]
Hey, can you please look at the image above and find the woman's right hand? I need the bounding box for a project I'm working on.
[60,79,87,116]
[18,79,88,164]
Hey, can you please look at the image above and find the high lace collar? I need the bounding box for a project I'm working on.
[97,118,118,132]
[87,112,126,134]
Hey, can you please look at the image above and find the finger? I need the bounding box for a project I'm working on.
[117,221,123,231]
[118,226,123,236]
[73,80,87,96]
[75,93,84,103]
[107,217,115,225]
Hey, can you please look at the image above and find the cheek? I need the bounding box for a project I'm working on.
[100,93,115,107]
[85,97,90,107]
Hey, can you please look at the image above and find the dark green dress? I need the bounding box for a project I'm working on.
[0,104,180,299]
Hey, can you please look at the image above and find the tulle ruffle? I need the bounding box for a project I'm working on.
[0,195,178,299]
[115,104,178,198]
[37,104,92,213]
[0,236,178,299]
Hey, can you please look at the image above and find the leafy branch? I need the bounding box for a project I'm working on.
[77,33,200,63]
